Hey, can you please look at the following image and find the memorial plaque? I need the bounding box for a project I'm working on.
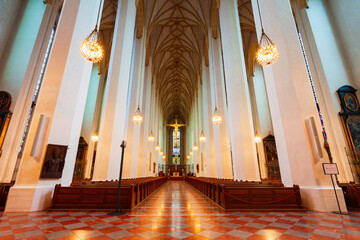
[322,163,339,175]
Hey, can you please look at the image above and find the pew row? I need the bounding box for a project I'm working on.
[185,177,305,212]
[49,177,166,211]
[338,182,360,209]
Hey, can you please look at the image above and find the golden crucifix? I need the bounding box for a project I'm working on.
[167,119,186,148]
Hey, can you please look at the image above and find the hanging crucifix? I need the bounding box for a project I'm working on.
[167,119,186,148]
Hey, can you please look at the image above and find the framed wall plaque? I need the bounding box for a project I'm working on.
[322,163,339,175]
[40,144,68,178]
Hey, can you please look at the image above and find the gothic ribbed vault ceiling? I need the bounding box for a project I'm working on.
[144,0,211,124]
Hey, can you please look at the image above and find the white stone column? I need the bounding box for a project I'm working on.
[251,0,347,212]
[202,59,216,177]
[6,0,101,212]
[219,0,259,181]
[92,0,136,180]
[293,0,354,183]
[137,52,152,177]
[84,70,106,179]
[248,65,273,178]
[209,35,233,179]
[123,30,146,178]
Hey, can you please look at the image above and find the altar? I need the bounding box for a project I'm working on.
[172,172,180,177]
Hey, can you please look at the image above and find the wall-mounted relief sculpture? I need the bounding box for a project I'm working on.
[40,144,68,178]
[0,91,12,155]
[338,85,360,180]
[263,134,281,180]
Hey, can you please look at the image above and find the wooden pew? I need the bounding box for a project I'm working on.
[49,177,166,211]
[220,184,303,211]
[185,177,304,212]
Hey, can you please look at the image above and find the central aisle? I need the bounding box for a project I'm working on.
[131,181,222,218]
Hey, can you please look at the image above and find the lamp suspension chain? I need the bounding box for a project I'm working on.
[80,0,104,63]
[255,0,279,66]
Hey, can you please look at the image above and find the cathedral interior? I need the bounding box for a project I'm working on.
[0,0,360,239]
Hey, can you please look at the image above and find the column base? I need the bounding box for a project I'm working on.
[300,187,348,213]
[5,185,54,212]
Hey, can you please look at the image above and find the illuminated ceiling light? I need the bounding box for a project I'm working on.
[160,151,164,156]
[254,135,261,143]
[193,143,198,151]
[212,107,222,125]
[155,144,160,151]
[187,155,190,160]
[255,0,279,66]
[199,131,206,143]
[80,28,104,63]
[189,151,193,156]
[133,106,143,124]
[91,134,99,142]
[148,131,154,142]
[162,156,166,160]
[256,31,279,66]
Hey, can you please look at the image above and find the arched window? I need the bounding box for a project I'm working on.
[172,128,180,165]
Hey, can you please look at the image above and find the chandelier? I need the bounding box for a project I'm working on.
[133,106,143,124]
[148,131,154,142]
[160,151,164,156]
[162,156,166,160]
[155,144,160,151]
[187,155,190,160]
[80,29,104,63]
[212,107,222,125]
[189,151,193,156]
[256,31,279,66]
[255,0,279,66]
[199,131,206,142]
[80,1,104,63]
[193,143,198,151]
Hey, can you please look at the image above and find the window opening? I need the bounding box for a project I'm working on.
[172,128,180,165]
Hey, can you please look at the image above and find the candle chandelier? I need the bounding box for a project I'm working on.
[80,0,104,63]
[255,0,279,66]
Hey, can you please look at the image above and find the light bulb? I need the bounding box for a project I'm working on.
[193,144,198,151]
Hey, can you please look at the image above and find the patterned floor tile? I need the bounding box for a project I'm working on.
[1,182,360,239]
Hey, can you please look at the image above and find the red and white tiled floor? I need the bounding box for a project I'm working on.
[1,181,360,239]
